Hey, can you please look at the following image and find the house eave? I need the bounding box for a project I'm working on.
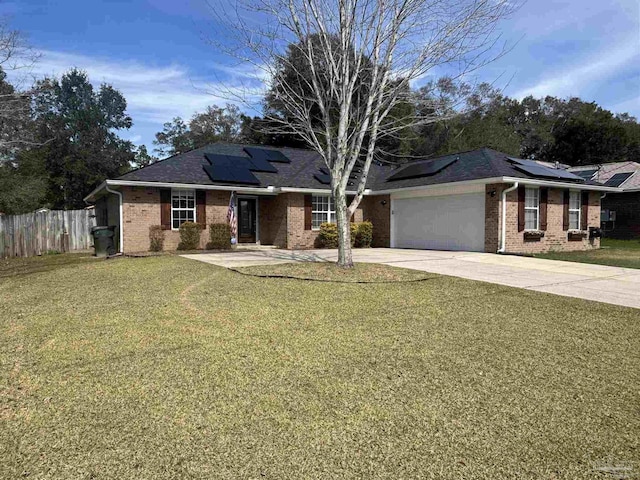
[84,174,622,204]
[501,177,622,192]
[84,179,279,203]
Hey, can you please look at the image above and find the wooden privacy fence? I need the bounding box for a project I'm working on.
[0,209,96,258]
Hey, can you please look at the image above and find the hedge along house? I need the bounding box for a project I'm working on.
[84,144,619,255]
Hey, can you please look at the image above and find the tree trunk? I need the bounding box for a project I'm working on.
[334,189,353,268]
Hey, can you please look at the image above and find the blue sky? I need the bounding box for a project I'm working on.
[2,0,639,153]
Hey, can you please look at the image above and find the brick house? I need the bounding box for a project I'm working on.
[569,162,640,239]
[84,144,618,254]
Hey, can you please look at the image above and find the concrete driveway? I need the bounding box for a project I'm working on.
[182,248,640,309]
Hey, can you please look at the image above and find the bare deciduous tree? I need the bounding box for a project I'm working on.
[209,0,517,266]
[0,17,40,156]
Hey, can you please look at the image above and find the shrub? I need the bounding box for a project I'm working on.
[317,223,338,248]
[318,222,358,248]
[149,225,165,252]
[206,223,232,250]
[176,221,202,250]
[355,221,373,248]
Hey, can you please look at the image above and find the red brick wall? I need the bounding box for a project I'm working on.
[485,183,601,254]
[361,194,391,247]
[258,195,288,247]
[121,186,229,253]
[285,193,367,249]
[484,185,501,253]
[122,184,599,254]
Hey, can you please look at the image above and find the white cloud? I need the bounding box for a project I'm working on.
[21,50,265,124]
[512,39,639,100]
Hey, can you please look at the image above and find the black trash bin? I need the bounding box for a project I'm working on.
[91,225,117,257]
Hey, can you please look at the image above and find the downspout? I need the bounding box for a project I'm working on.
[497,182,519,254]
[105,184,124,254]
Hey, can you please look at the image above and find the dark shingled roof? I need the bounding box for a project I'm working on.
[117,144,600,190]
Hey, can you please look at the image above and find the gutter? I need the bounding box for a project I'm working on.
[83,180,276,203]
[497,182,519,254]
[105,184,124,254]
[500,177,622,193]
[84,175,622,204]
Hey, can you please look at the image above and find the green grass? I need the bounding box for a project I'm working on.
[1,254,639,479]
[536,238,640,269]
[235,262,434,283]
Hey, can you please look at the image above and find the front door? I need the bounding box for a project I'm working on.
[238,198,257,243]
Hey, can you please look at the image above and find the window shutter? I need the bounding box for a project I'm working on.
[304,194,312,230]
[562,190,570,231]
[581,191,589,230]
[196,190,206,228]
[160,189,171,230]
[539,188,548,231]
[517,186,525,232]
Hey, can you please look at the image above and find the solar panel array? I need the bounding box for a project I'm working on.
[314,165,361,186]
[507,157,585,182]
[604,172,633,187]
[574,169,597,180]
[244,147,291,163]
[386,157,457,182]
[204,153,277,173]
[203,148,290,185]
[203,165,260,185]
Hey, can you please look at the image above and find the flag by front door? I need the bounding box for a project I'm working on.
[227,191,237,244]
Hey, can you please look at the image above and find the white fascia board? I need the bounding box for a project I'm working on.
[84,175,621,204]
[104,179,277,195]
[502,177,622,192]
[279,187,361,195]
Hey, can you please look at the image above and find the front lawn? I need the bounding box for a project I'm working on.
[1,254,638,479]
[536,238,640,269]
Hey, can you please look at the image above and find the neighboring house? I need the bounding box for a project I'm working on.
[84,144,618,254]
[568,162,640,238]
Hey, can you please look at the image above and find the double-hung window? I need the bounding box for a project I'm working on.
[311,195,335,229]
[524,187,539,230]
[171,189,196,229]
[568,191,581,230]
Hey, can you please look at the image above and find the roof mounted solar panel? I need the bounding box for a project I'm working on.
[314,173,331,185]
[205,153,277,173]
[507,156,585,181]
[574,169,597,180]
[244,147,291,163]
[604,172,633,187]
[203,165,260,185]
[386,157,457,182]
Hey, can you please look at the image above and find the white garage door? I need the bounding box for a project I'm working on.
[392,192,485,251]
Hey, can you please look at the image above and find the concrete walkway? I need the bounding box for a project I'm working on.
[181,248,640,309]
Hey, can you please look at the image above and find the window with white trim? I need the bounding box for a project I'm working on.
[171,189,196,229]
[311,195,335,229]
[524,187,539,230]
[569,191,581,230]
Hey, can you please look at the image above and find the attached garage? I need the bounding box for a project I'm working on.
[391,191,486,251]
